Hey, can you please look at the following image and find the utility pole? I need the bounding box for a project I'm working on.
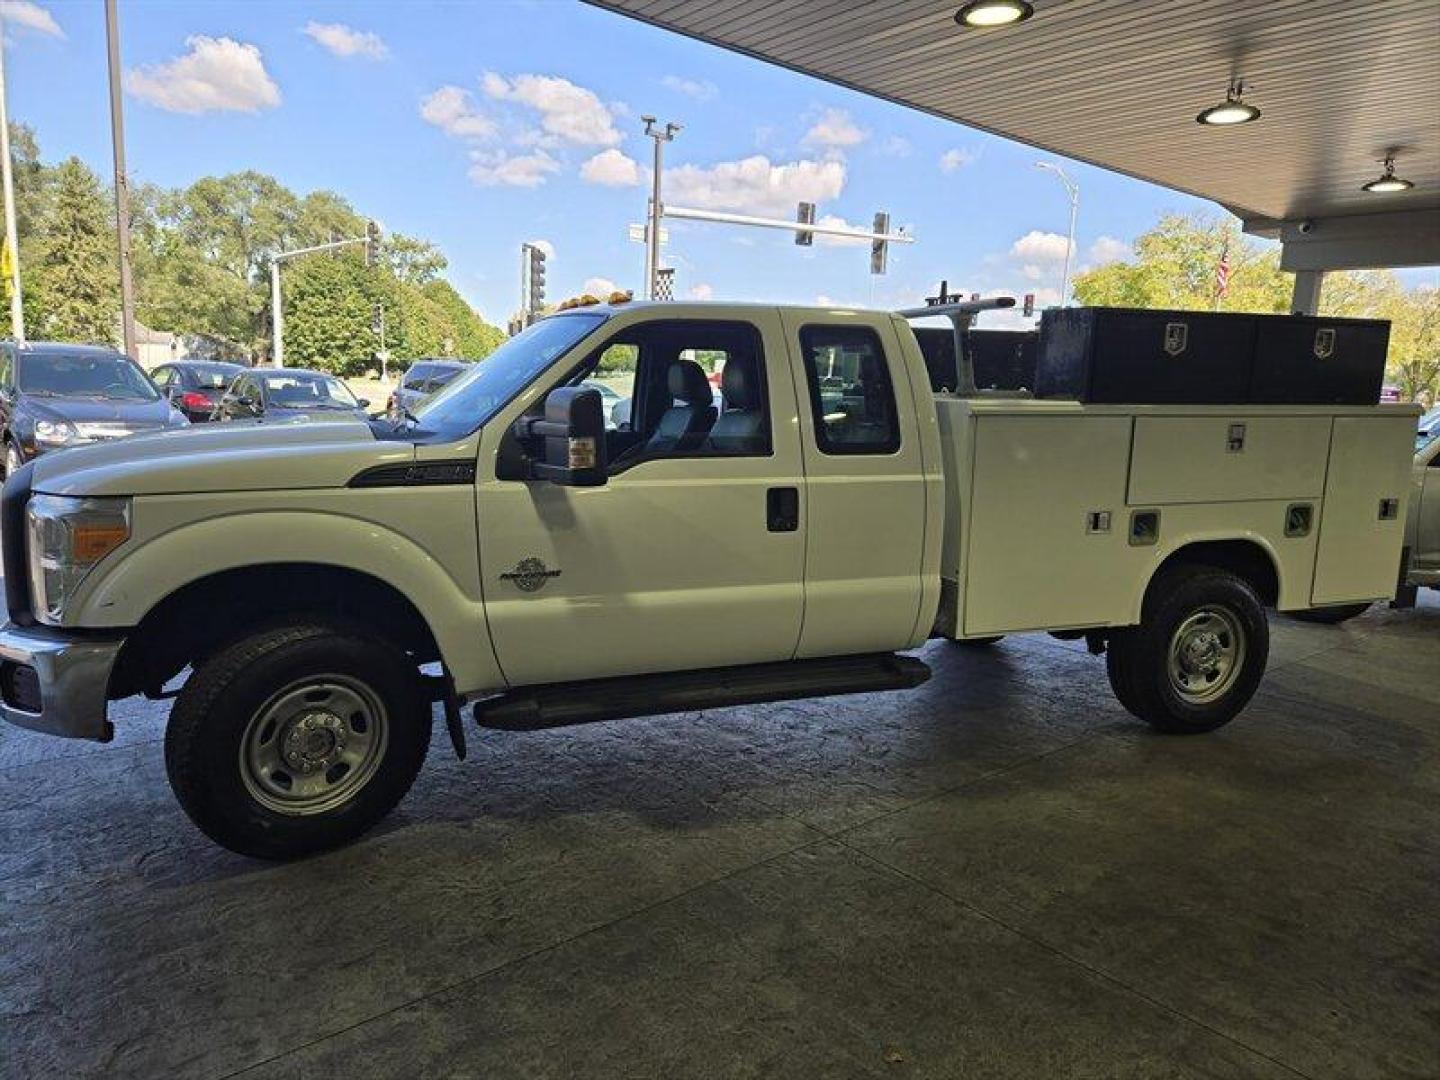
[269,226,379,367]
[0,8,24,342]
[105,0,138,358]
[1036,162,1078,307]
[642,116,680,300]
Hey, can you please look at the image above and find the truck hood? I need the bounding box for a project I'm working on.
[30,417,416,497]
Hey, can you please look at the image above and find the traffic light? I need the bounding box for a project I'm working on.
[527,244,546,312]
[795,201,816,246]
[870,212,890,275]
[365,220,381,268]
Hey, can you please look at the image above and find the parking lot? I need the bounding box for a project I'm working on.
[3,589,1436,1079]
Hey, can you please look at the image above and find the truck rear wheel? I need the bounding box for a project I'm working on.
[164,623,431,859]
[1106,566,1268,734]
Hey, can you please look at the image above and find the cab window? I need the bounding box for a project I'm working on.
[798,325,901,455]
[562,319,771,470]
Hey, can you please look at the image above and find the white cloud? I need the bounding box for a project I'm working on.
[1088,235,1131,265]
[467,149,559,187]
[665,155,846,218]
[881,135,912,157]
[939,148,976,173]
[529,239,556,259]
[482,72,622,147]
[1010,230,1074,263]
[420,86,495,140]
[814,214,870,248]
[688,283,714,301]
[580,148,643,187]
[125,36,280,114]
[662,75,717,101]
[583,276,619,296]
[1,0,61,37]
[803,108,867,150]
[303,21,387,60]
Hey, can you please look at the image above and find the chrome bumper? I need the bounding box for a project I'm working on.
[0,623,124,741]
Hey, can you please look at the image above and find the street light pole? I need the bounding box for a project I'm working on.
[105,0,138,358]
[0,9,25,342]
[1036,161,1079,307]
[642,116,680,300]
[270,259,284,367]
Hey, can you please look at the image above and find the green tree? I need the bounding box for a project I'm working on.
[32,157,117,342]
[282,253,380,376]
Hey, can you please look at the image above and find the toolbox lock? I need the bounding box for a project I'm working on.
[1378,498,1399,521]
[1226,423,1247,453]
[1129,510,1161,546]
[1284,503,1313,538]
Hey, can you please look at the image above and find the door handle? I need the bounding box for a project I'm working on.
[767,486,799,532]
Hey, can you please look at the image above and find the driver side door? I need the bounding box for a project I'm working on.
[474,310,806,687]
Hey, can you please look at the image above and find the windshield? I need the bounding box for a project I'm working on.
[18,352,160,402]
[191,366,239,390]
[410,313,607,436]
[260,372,359,409]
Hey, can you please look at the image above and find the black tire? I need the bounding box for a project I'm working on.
[1288,602,1371,625]
[165,623,431,859]
[1106,565,1269,735]
[951,635,1004,647]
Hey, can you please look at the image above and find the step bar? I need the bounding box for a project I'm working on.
[473,652,931,732]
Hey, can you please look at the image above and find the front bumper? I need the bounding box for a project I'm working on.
[0,622,124,741]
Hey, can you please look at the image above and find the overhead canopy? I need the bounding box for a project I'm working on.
[588,0,1440,269]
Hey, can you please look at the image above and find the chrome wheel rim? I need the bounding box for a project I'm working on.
[239,675,389,815]
[1167,606,1246,704]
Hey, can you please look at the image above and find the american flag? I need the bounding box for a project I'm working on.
[1216,244,1231,301]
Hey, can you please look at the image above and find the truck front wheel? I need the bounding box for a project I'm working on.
[164,623,431,859]
[1105,566,1269,734]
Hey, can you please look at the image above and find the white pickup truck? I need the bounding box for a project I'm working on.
[0,299,1417,857]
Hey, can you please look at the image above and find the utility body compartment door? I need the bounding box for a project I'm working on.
[1311,415,1414,604]
[1128,415,1330,505]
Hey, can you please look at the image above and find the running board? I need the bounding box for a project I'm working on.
[473,652,931,732]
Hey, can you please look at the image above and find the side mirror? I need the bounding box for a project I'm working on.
[356,398,370,409]
[514,386,608,487]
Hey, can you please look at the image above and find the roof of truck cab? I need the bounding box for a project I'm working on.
[550,300,896,318]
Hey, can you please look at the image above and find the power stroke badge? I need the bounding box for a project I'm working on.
[500,557,562,593]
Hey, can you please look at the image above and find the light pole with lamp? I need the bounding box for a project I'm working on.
[641,117,680,300]
[1035,161,1078,307]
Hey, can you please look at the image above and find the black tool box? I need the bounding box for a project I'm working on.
[914,327,1038,394]
[1249,314,1391,404]
[1034,306,1390,405]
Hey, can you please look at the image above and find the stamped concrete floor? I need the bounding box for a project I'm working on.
[2,597,1437,1079]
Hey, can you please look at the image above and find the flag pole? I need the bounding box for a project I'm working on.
[0,8,26,342]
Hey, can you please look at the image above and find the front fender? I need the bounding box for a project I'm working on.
[70,508,502,695]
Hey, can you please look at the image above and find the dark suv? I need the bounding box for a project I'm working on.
[0,341,189,475]
[387,359,470,418]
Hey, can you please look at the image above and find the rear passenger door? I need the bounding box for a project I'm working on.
[782,313,931,657]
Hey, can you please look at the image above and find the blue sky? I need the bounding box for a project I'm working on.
[5,0,1433,327]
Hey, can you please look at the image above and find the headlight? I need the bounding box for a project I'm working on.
[26,494,131,625]
[34,419,78,446]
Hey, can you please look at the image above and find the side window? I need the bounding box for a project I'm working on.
[152,367,174,389]
[565,320,770,468]
[798,325,901,455]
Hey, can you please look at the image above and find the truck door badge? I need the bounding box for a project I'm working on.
[1313,328,1335,359]
[1163,322,1188,357]
[501,557,562,593]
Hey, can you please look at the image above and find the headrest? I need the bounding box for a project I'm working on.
[721,357,760,411]
[667,359,712,406]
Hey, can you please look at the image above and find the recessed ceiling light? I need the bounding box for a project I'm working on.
[1362,155,1414,194]
[1197,80,1260,126]
[954,1,1034,28]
